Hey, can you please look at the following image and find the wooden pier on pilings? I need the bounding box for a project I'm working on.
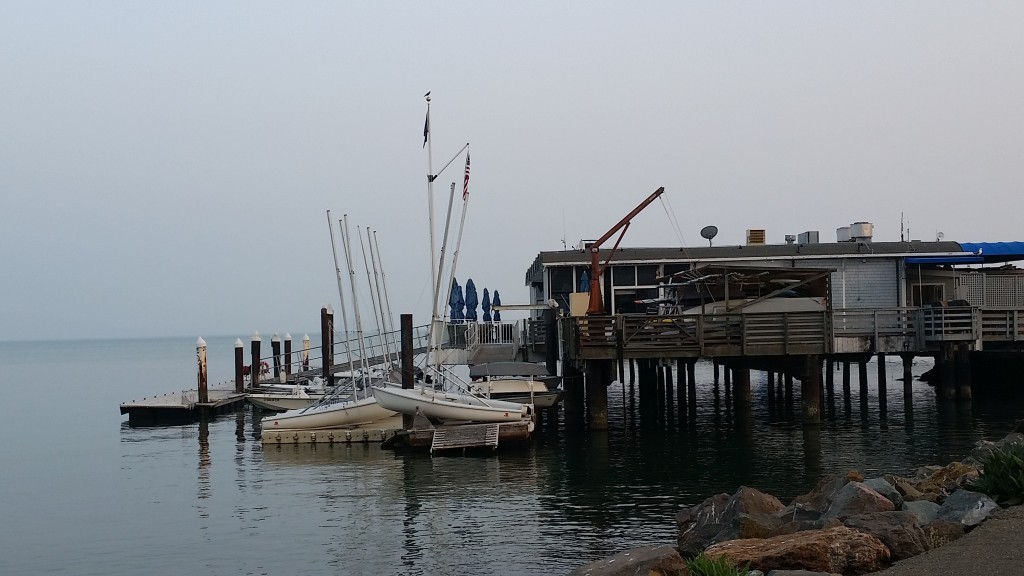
[551,305,1024,430]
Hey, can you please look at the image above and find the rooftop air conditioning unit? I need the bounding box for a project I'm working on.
[746,229,766,245]
[798,231,819,244]
[837,227,852,242]
[850,222,874,242]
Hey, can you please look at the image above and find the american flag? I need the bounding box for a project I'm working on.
[462,152,471,200]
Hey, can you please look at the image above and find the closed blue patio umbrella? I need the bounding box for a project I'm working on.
[449,279,465,322]
[578,269,590,293]
[481,288,492,322]
[464,279,479,322]
[491,290,502,322]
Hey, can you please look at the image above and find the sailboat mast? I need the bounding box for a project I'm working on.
[341,215,371,395]
[372,230,398,341]
[358,226,390,373]
[368,229,396,371]
[327,210,355,379]
[446,162,471,307]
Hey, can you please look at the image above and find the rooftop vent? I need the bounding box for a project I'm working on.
[850,222,874,242]
[837,227,851,242]
[785,234,796,244]
[746,229,766,245]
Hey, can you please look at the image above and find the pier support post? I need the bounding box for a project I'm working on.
[271,333,282,381]
[900,354,914,419]
[802,354,821,424]
[877,354,888,415]
[784,373,794,406]
[400,314,414,430]
[629,359,636,383]
[284,333,292,379]
[302,334,310,372]
[197,337,209,404]
[724,366,733,409]
[858,360,869,414]
[734,368,751,409]
[686,360,696,409]
[563,364,585,426]
[766,370,775,410]
[234,338,244,393]
[321,306,334,388]
[250,332,262,390]
[956,344,972,400]
[664,363,674,415]
[713,360,721,390]
[585,360,611,430]
[545,307,558,378]
[938,345,956,401]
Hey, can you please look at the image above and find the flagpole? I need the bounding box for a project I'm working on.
[425,94,437,326]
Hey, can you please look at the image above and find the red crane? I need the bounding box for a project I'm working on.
[587,187,666,315]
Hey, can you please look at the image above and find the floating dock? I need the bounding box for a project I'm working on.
[120,388,247,425]
[260,415,405,445]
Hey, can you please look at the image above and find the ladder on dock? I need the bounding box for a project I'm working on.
[430,423,500,453]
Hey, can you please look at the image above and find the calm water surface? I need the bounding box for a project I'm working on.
[2,337,1021,575]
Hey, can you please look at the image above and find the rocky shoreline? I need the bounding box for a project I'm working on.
[570,431,1024,576]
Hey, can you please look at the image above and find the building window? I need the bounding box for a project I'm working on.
[911,284,944,306]
[637,265,659,285]
[612,265,636,286]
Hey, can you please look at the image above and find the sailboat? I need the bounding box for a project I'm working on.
[261,214,398,431]
[370,94,532,427]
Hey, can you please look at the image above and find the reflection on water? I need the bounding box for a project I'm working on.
[13,345,1024,576]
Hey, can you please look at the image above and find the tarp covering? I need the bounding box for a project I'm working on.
[469,362,551,378]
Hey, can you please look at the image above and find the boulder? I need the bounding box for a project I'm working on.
[967,432,1024,466]
[902,500,941,526]
[789,473,853,513]
[568,545,689,576]
[936,489,998,527]
[913,462,980,497]
[677,487,784,555]
[766,571,842,576]
[704,526,890,575]
[841,511,929,560]
[822,482,895,520]
[922,520,965,549]
[863,477,904,510]
[893,479,928,502]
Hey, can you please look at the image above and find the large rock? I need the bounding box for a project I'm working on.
[677,487,784,555]
[913,462,980,497]
[704,526,890,575]
[569,545,689,576]
[922,520,965,549]
[841,511,929,560]
[822,482,895,520]
[968,432,1024,465]
[936,489,998,527]
[790,473,855,513]
[863,477,904,510]
[902,500,941,526]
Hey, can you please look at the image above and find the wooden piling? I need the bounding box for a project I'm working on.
[938,344,956,400]
[284,333,292,378]
[802,355,821,424]
[197,337,208,404]
[664,364,674,414]
[734,368,752,409]
[877,354,888,415]
[901,354,914,419]
[321,306,334,387]
[766,370,775,410]
[545,307,558,379]
[686,360,696,408]
[234,338,244,393]
[585,360,611,430]
[250,332,262,389]
[401,313,414,430]
[858,360,869,410]
[955,343,972,400]
[271,333,282,380]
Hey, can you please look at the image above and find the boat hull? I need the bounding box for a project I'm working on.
[261,395,396,430]
[247,393,324,412]
[371,386,530,424]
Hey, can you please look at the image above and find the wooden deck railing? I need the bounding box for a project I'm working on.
[563,306,1024,360]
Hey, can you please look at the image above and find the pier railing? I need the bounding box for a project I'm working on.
[564,305,1024,360]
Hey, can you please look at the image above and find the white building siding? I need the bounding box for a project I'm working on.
[803,258,898,309]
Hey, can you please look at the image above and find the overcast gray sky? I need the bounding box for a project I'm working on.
[2,2,1022,342]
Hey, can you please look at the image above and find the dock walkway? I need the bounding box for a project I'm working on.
[120,388,246,425]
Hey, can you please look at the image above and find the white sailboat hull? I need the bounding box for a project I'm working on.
[371,386,529,424]
[247,393,324,412]
[261,395,396,430]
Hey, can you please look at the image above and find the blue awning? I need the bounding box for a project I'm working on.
[906,256,983,265]
[958,242,1024,263]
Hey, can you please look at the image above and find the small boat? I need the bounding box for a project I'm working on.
[260,378,398,430]
[247,388,325,412]
[467,362,563,410]
[370,385,531,424]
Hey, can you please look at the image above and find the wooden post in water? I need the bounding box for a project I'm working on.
[900,353,914,419]
[321,306,334,388]
[664,363,674,415]
[545,307,558,379]
[400,313,414,430]
[302,334,310,372]
[724,365,733,409]
[585,360,610,430]
[877,353,888,415]
[628,358,636,383]
[802,354,821,424]
[271,333,282,381]
[784,373,794,405]
[234,339,244,393]
[284,333,292,379]
[766,370,775,411]
[955,343,972,400]
[858,360,870,415]
[197,337,209,404]
[734,368,751,409]
[937,344,956,400]
[250,332,262,389]
[686,360,696,408]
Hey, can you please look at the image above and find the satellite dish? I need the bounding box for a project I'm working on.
[936,231,945,241]
[700,225,719,246]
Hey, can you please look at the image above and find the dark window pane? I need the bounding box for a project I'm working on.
[612,265,635,286]
[637,265,658,285]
